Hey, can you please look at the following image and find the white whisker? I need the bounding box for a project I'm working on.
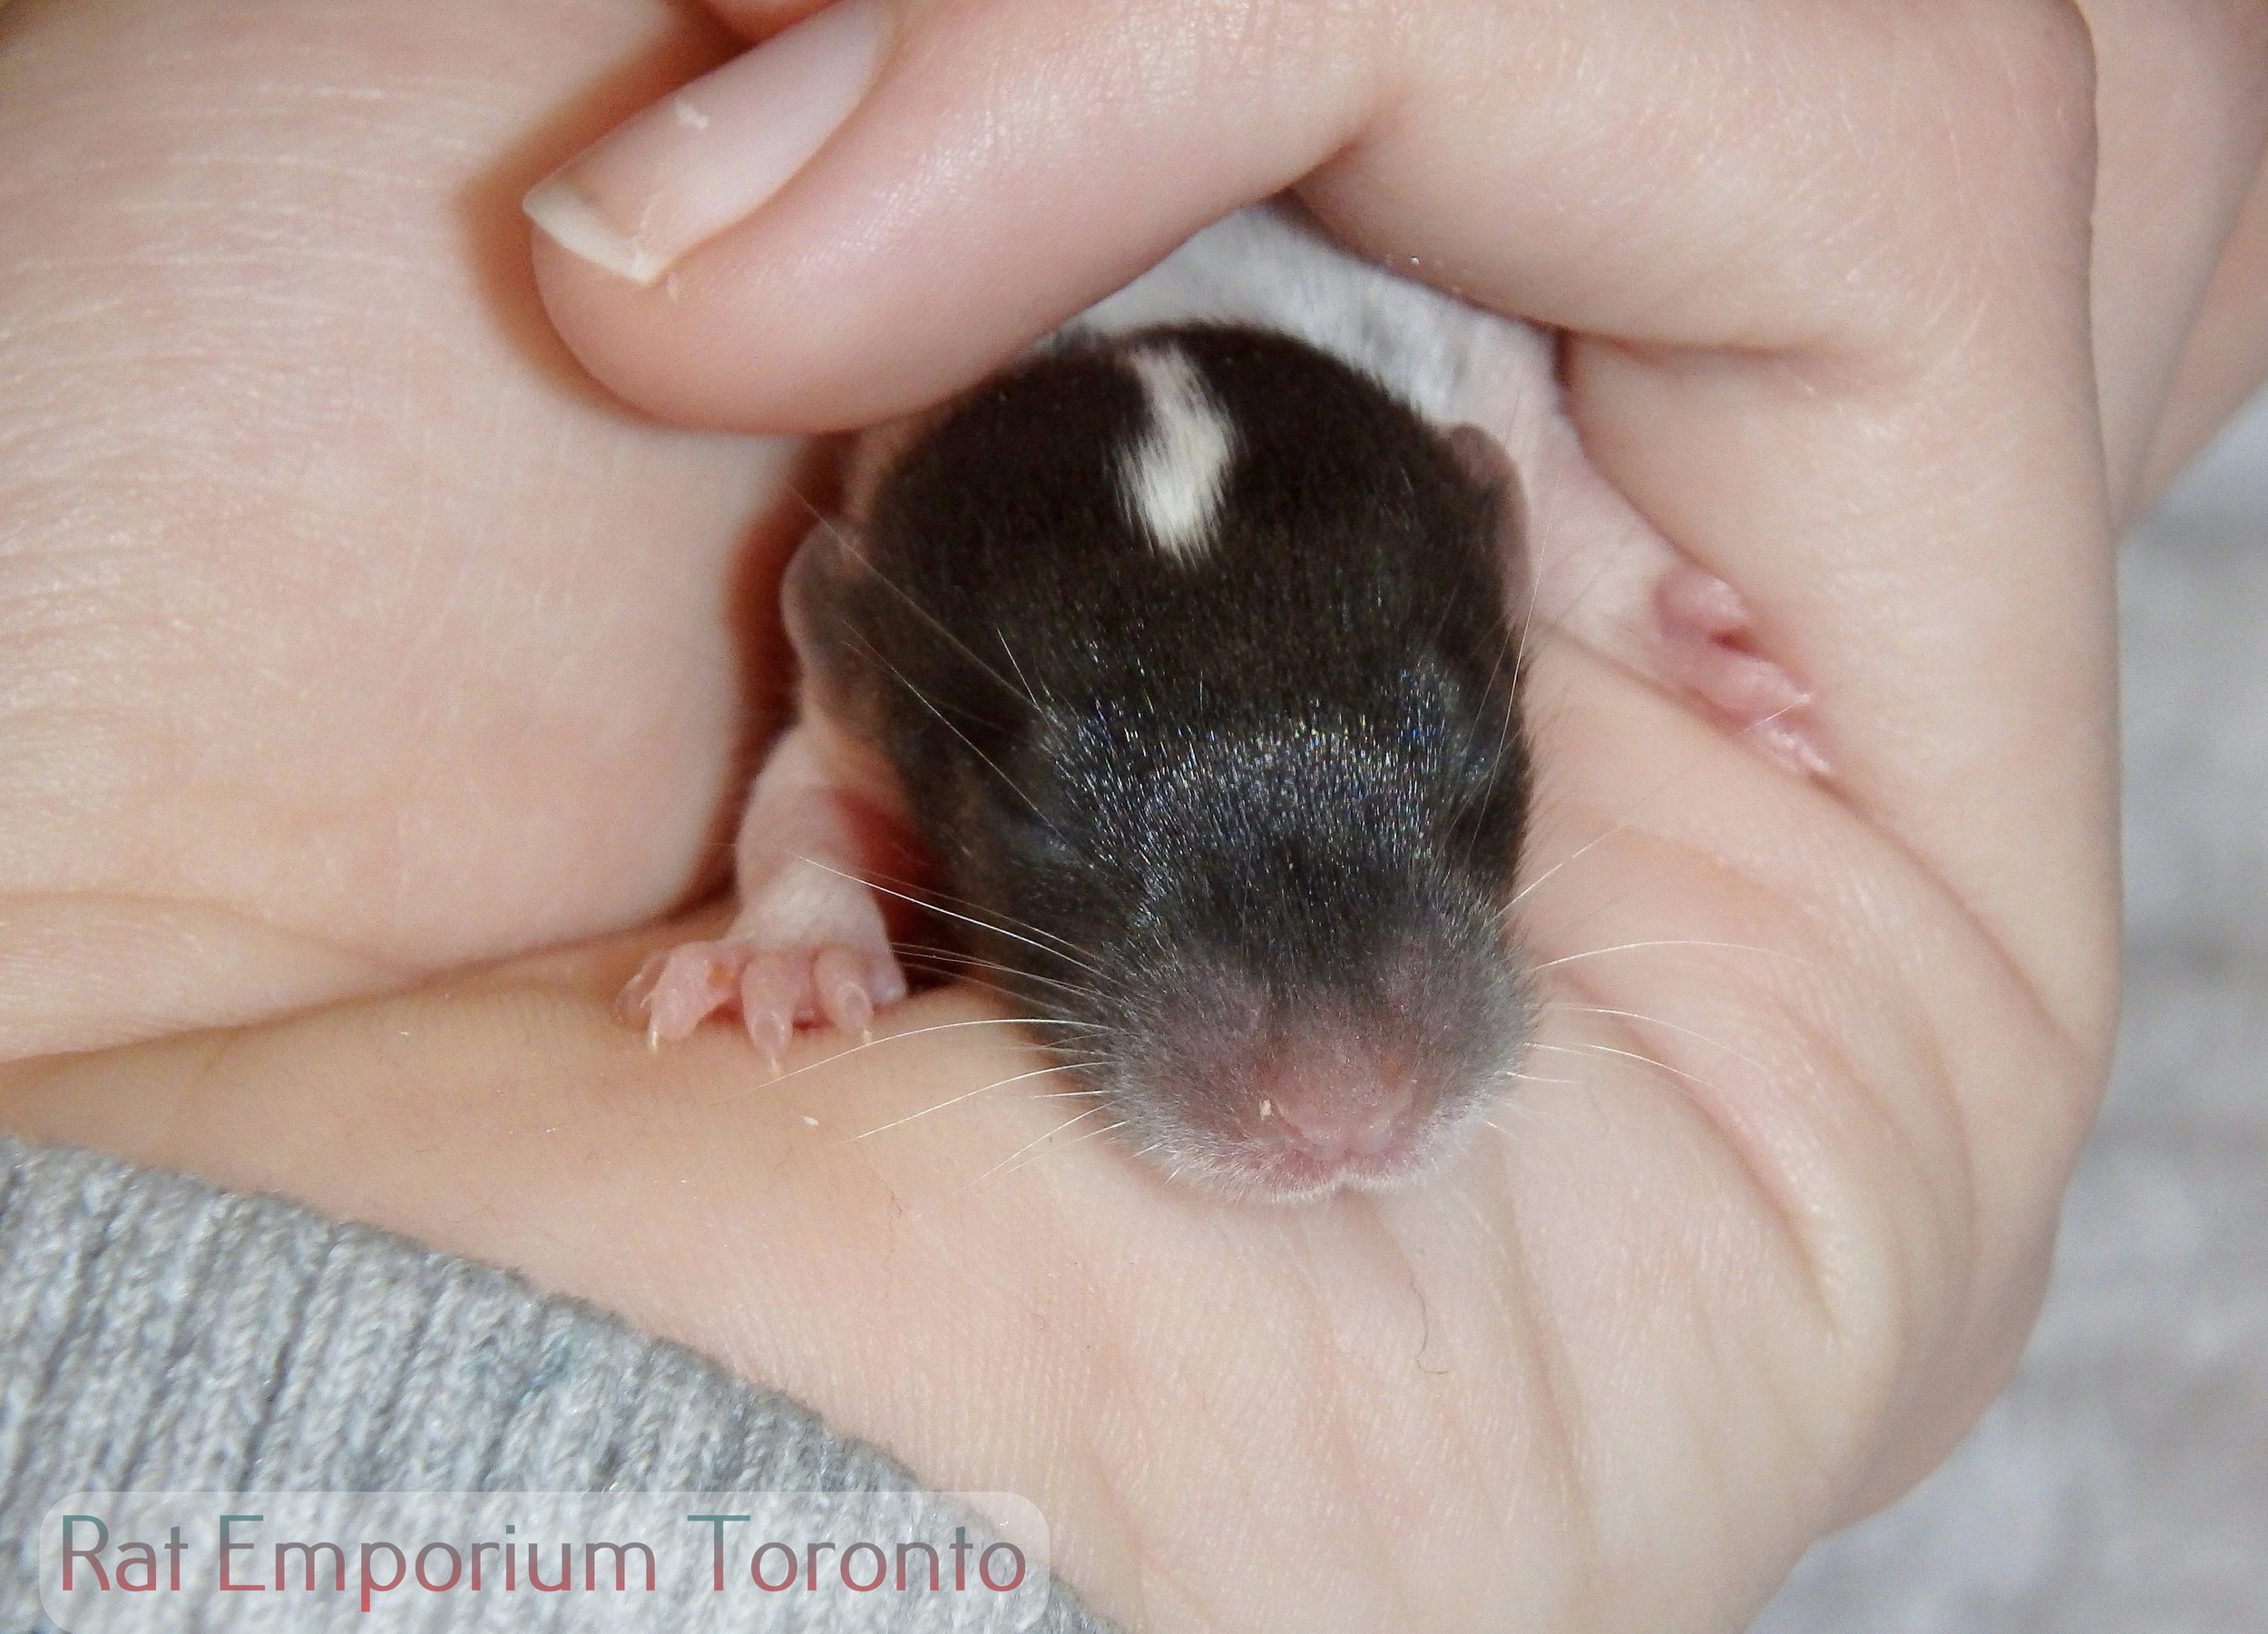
[705,1013,1098,1102]
[1506,698,1810,920]
[794,502,1038,711]
[849,631,1050,825]
[1532,1037,1730,1101]
[852,1061,1080,1140]
[795,856,1107,977]
[1529,938,1792,973]
[1545,1002,1777,1079]
[994,1115,1128,1182]
[972,1107,1111,1185]
[882,874,1104,961]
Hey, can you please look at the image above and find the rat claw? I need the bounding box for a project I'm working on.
[615,950,666,1028]
[738,954,799,1071]
[867,952,909,1010]
[815,946,875,1037]
[746,1020,791,1077]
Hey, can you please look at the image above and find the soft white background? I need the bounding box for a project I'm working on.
[1753,393,2268,1630]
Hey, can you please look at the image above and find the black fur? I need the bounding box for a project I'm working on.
[831,325,1531,1198]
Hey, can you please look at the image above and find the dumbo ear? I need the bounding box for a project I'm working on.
[1446,423,1529,582]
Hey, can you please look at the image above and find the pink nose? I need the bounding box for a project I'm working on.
[1263,1077,1414,1164]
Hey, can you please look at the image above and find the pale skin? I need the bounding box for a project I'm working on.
[4,0,2268,1629]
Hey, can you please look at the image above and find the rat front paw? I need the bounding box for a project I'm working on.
[1654,563,1829,777]
[619,936,910,1065]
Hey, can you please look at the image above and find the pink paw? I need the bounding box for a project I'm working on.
[618,938,909,1065]
[1654,563,1830,778]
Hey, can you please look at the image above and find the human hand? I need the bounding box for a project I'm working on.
[5,1,2267,1629]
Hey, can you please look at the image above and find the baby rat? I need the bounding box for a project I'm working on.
[623,206,1815,1202]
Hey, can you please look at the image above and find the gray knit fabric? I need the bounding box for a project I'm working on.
[0,1137,1112,1632]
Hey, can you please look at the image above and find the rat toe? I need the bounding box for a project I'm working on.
[738,952,802,1069]
[1653,563,1829,776]
[814,946,879,1036]
[622,940,757,1043]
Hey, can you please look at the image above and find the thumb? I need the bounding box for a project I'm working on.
[522,0,2007,431]
[524,0,1369,428]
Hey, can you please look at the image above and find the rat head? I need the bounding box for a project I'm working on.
[851,323,1532,1200]
[948,674,1531,1203]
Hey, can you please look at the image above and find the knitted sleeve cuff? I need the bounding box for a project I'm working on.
[0,1136,1110,1632]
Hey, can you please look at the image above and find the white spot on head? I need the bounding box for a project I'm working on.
[1119,345,1237,563]
[672,96,712,130]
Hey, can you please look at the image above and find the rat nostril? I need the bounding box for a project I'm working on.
[1259,1074,1415,1164]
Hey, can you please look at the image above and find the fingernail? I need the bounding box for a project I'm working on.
[524,0,885,286]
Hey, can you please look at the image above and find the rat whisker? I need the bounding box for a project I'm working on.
[1504,821,1634,922]
[1543,1001,1778,1080]
[992,1115,1129,1184]
[861,945,1120,1011]
[888,947,1129,1015]
[972,1106,1111,1186]
[994,628,1051,716]
[1503,697,1810,922]
[797,505,1041,713]
[1510,860,1686,954]
[977,1035,1113,1071]
[891,935,1086,973]
[1446,689,1528,834]
[847,631,1051,825]
[705,1014,1101,1102]
[1495,1066,1583,1087]
[1510,536,1548,689]
[1478,1090,1574,1145]
[1529,938,1793,973]
[1530,1037,1733,1103]
[866,869,1109,967]
[795,858,1109,978]
[853,1060,1082,1140]
[1463,540,1539,781]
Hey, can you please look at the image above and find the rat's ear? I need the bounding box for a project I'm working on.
[1446,424,1529,584]
[1445,422,1511,489]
